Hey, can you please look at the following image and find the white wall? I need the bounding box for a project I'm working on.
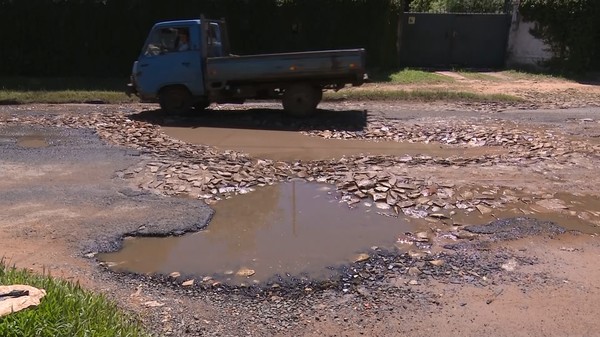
[506,6,553,68]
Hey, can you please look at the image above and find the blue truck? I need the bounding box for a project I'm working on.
[126,18,367,116]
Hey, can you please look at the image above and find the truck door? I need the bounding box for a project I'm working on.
[135,26,204,97]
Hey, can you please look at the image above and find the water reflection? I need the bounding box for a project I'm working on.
[99,181,416,283]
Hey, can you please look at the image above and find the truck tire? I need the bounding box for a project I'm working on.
[159,86,192,114]
[282,84,322,117]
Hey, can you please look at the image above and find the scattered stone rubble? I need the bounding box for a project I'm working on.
[3,108,600,223]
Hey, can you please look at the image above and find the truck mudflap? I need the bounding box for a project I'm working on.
[125,83,137,97]
[361,72,370,83]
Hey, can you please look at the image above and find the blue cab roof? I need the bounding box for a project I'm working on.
[153,19,202,28]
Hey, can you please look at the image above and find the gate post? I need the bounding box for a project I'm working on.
[397,8,405,67]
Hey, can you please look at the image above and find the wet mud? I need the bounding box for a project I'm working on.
[17,135,48,148]
[99,181,419,284]
[161,126,509,162]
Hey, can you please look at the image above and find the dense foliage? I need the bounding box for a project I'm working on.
[408,0,508,13]
[0,0,401,77]
[519,0,600,72]
[3,0,596,76]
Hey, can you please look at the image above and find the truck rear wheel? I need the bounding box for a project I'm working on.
[159,86,192,114]
[282,84,322,117]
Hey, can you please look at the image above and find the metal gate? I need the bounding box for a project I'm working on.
[399,13,511,68]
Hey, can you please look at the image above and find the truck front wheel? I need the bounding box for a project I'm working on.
[159,86,192,114]
[282,84,322,117]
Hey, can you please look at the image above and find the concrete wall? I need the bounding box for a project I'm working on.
[506,5,553,68]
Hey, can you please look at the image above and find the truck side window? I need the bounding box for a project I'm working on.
[143,27,188,56]
[207,23,223,57]
[176,28,190,52]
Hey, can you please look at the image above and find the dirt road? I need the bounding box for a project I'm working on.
[1,77,600,336]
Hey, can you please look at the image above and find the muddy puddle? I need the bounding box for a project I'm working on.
[0,126,51,148]
[17,135,49,148]
[162,127,508,161]
[99,181,419,284]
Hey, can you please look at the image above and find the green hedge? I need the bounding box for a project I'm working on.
[519,0,600,72]
[0,0,401,78]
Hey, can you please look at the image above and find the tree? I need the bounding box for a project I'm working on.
[409,0,506,13]
[520,0,600,72]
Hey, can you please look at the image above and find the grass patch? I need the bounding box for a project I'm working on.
[369,69,455,84]
[0,77,134,104]
[501,69,571,81]
[0,90,135,104]
[324,89,523,103]
[0,75,526,105]
[0,260,150,337]
[0,77,127,91]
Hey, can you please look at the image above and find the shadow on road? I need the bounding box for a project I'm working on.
[128,106,368,132]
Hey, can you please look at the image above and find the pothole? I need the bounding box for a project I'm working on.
[161,126,509,161]
[17,135,49,148]
[98,181,421,285]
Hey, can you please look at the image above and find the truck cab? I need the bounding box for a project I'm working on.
[127,18,367,116]
[129,19,227,111]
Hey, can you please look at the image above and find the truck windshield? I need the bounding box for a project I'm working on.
[143,27,190,56]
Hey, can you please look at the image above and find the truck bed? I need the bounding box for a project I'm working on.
[205,49,366,87]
